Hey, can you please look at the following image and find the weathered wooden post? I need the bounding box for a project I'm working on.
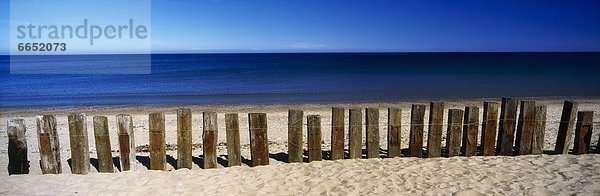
[462,106,479,157]
[249,113,269,166]
[331,107,345,160]
[573,111,593,155]
[349,108,363,159]
[427,102,444,158]
[555,100,578,154]
[203,112,218,169]
[149,112,166,171]
[177,108,193,169]
[481,102,499,156]
[307,115,323,162]
[288,110,304,163]
[117,114,136,171]
[366,108,380,159]
[68,113,90,174]
[387,108,402,158]
[446,109,463,157]
[531,105,547,155]
[496,98,518,156]
[409,104,426,157]
[7,119,29,175]
[515,101,535,155]
[36,115,62,174]
[225,113,241,166]
[93,116,114,173]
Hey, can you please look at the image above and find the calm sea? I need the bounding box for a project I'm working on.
[1,53,599,108]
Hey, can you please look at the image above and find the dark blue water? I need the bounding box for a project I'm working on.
[1,53,599,108]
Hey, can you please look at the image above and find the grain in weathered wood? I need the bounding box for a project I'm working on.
[307,115,323,162]
[427,102,444,158]
[387,108,402,158]
[446,109,463,157]
[177,108,193,169]
[203,111,218,169]
[288,110,304,163]
[573,111,593,155]
[366,108,380,159]
[36,115,62,174]
[331,107,345,160]
[149,112,166,171]
[7,119,29,175]
[481,102,499,156]
[531,105,547,155]
[68,113,90,174]
[249,113,269,166]
[515,101,536,155]
[225,113,241,166]
[93,116,114,173]
[496,98,518,156]
[349,108,363,159]
[555,100,578,154]
[117,114,136,171]
[409,104,426,157]
[461,106,479,157]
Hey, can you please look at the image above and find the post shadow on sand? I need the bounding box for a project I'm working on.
[166,155,177,169]
[135,156,151,169]
[216,155,229,167]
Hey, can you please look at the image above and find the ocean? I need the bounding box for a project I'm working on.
[1,52,599,108]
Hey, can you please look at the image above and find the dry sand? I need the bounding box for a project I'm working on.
[1,99,599,195]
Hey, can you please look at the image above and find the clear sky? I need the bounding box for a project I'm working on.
[1,0,600,54]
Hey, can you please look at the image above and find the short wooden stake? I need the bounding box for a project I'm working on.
[349,108,363,159]
[481,102,499,156]
[68,113,90,174]
[446,109,463,157]
[555,100,578,154]
[531,105,547,155]
[573,111,593,155]
[496,98,518,156]
[36,115,62,174]
[249,113,269,166]
[203,112,218,169]
[117,114,136,171]
[331,107,345,160]
[149,112,166,171]
[93,116,114,173]
[177,108,193,169]
[515,101,536,155]
[7,119,29,175]
[307,115,323,162]
[225,113,241,166]
[387,108,402,158]
[288,110,304,163]
[427,102,444,158]
[366,108,380,159]
[409,104,425,157]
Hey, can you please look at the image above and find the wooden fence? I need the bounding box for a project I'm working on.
[5,99,599,175]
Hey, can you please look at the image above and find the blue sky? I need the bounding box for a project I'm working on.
[1,0,600,54]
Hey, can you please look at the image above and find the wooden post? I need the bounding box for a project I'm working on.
[225,113,241,166]
[366,108,380,159]
[573,111,594,155]
[409,104,425,157]
[203,112,218,169]
[288,110,304,163]
[387,108,402,158]
[7,119,29,175]
[531,105,547,155]
[555,100,578,154]
[116,114,136,171]
[249,113,269,166]
[36,115,62,174]
[68,113,90,174]
[496,98,518,156]
[331,107,345,160]
[177,108,193,169]
[307,115,323,162]
[462,106,479,157]
[349,108,363,159]
[149,112,166,171]
[427,102,444,158]
[93,116,114,173]
[446,109,463,157]
[515,101,536,155]
[481,102,499,156]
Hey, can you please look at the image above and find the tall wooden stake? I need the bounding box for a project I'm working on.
[288,110,304,163]
[446,109,464,157]
[149,112,166,171]
[93,116,114,173]
[7,119,29,175]
[387,108,402,158]
[481,102,499,156]
[203,111,218,169]
[496,98,518,156]
[573,111,593,155]
[555,100,578,154]
[307,115,323,162]
[531,105,547,155]
[409,104,426,157]
[331,107,345,160]
[349,108,363,159]
[225,113,241,166]
[366,108,380,159]
[117,114,136,171]
[177,108,193,169]
[249,113,269,166]
[68,113,90,174]
[515,101,535,155]
[36,115,62,174]
[427,102,444,158]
